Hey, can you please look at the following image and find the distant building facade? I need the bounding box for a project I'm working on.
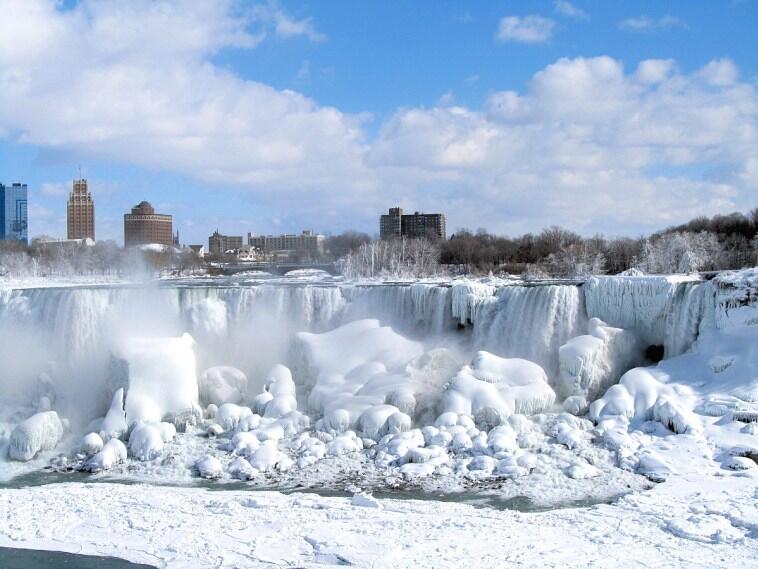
[0,182,28,244]
[380,207,446,240]
[208,231,243,256]
[247,230,325,257]
[123,201,173,247]
[37,237,95,253]
[67,178,95,240]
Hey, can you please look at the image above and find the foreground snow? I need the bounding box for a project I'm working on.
[0,474,756,568]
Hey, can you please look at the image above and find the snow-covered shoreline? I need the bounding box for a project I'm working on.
[1,474,756,568]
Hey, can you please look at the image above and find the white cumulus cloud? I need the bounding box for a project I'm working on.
[554,1,587,20]
[0,1,756,237]
[496,15,555,44]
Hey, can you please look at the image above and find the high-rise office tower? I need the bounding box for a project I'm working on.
[67,178,95,240]
[0,182,28,244]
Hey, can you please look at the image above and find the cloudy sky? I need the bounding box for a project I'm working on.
[1,0,756,244]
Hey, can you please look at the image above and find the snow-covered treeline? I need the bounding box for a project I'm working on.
[339,208,758,277]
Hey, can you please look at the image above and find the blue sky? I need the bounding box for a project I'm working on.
[1,0,756,244]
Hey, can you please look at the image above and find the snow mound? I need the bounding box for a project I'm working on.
[441,351,555,428]
[80,432,103,456]
[128,423,169,461]
[216,404,255,431]
[262,365,297,419]
[8,411,65,461]
[590,367,701,435]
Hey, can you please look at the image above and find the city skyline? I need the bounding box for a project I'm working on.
[1,1,757,244]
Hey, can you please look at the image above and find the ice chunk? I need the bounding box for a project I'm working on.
[8,411,65,461]
[230,431,260,457]
[249,439,281,471]
[351,493,381,509]
[298,319,423,379]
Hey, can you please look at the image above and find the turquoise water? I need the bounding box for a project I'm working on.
[1,468,626,513]
[0,547,155,569]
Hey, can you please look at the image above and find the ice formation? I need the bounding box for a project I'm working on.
[442,351,555,427]
[113,333,202,428]
[558,317,642,406]
[298,319,424,435]
[8,411,65,461]
[100,388,127,441]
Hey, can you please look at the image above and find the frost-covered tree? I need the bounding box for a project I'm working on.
[641,231,722,274]
[339,238,440,278]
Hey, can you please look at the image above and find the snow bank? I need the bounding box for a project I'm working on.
[80,432,103,456]
[195,455,223,479]
[8,411,64,461]
[442,351,555,428]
